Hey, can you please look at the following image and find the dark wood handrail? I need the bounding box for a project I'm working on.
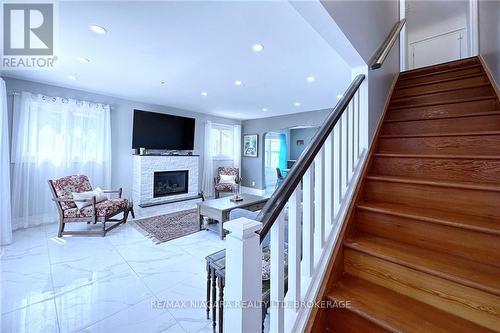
[370,18,406,70]
[257,74,366,242]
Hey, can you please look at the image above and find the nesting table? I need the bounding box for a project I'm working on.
[197,194,267,239]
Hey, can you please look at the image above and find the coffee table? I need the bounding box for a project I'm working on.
[197,194,268,239]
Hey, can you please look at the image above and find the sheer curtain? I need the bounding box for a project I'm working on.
[202,120,214,197]
[11,92,111,229]
[233,124,241,172]
[0,78,12,245]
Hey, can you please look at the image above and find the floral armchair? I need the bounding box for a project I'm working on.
[214,167,240,198]
[48,175,129,237]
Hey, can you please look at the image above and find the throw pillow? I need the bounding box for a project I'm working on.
[220,174,237,184]
[72,187,107,209]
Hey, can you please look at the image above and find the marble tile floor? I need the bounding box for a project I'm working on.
[0,215,227,333]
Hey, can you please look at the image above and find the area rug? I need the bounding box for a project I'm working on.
[132,209,200,244]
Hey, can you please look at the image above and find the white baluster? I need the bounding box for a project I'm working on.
[302,165,314,278]
[357,91,361,159]
[333,123,342,218]
[270,210,285,333]
[286,187,301,311]
[314,147,325,259]
[350,101,355,174]
[344,101,352,179]
[324,133,334,228]
[342,111,348,196]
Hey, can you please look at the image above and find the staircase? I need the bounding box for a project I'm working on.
[313,57,500,332]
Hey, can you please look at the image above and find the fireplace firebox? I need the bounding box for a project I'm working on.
[153,170,189,198]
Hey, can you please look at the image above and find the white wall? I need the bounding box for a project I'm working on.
[479,0,500,86]
[407,0,468,42]
[320,0,400,141]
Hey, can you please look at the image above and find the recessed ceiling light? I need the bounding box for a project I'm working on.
[294,102,301,107]
[252,44,264,52]
[160,81,166,85]
[337,94,344,99]
[201,91,208,96]
[67,75,77,80]
[262,108,268,112]
[234,80,242,86]
[77,57,90,63]
[90,25,107,35]
[306,76,315,83]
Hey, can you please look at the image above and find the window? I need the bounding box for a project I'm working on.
[265,135,281,169]
[211,124,234,159]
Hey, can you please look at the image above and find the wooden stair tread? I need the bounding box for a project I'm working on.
[380,130,500,138]
[392,82,491,99]
[395,72,485,89]
[356,201,500,236]
[366,175,500,192]
[399,59,480,80]
[344,234,500,297]
[326,274,493,333]
[384,110,500,123]
[389,96,497,110]
[374,153,500,160]
[390,84,492,104]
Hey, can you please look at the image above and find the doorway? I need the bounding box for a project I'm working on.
[400,0,478,71]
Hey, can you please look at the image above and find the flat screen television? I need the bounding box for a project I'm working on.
[132,110,195,150]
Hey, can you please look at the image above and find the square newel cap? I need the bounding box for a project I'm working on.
[224,218,262,240]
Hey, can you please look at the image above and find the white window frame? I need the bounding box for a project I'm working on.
[211,123,234,160]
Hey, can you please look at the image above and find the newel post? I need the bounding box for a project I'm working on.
[223,217,262,333]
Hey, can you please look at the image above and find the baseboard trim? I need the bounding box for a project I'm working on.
[241,186,266,196]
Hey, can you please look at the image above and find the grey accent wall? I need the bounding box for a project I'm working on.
[479,0,500,86]
[3,77,239,195]
[321,0,400,141]
[289,127,318,160]
[241,109,329,190]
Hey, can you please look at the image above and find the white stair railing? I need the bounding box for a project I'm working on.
[223,75,368,333]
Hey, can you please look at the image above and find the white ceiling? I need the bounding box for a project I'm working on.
[2,1,352,120]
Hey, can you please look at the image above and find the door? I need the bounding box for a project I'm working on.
[410,28,467,69]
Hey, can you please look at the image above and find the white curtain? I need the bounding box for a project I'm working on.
[11,92,111,229]
[233,124,241,173]
[0,79,12,245]
[202,120,214,197]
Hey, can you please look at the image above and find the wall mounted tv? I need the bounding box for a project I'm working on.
[132,110,195,150]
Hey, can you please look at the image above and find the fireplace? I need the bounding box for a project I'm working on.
[153,170,189,198]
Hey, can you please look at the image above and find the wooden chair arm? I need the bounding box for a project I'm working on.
[102,188,123,198]
[52,197,89,203]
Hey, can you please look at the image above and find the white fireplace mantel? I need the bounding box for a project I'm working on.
[132,155,199,207]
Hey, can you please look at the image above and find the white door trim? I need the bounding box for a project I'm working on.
[468,0,479,56]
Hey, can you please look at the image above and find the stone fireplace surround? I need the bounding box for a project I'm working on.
[133,155,199,207]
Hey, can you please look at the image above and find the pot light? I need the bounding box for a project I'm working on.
[67,75,77,80]
[234,80,242,86]
[252,44,264,52]
[337,94,344,99]
[77,57,90,63]
[294,102,301,107]
[90,25,107,35]
[262,108,268,112]
[160,81,166,85]
[201,91,208,96]
[306,76,315,83]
